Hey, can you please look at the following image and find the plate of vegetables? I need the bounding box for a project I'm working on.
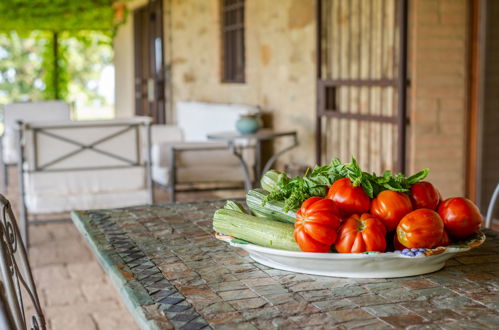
[213,158,486,278]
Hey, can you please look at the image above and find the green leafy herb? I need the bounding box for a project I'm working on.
[262,158,429,212]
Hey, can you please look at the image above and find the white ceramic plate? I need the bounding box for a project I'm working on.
[218,232,485,278]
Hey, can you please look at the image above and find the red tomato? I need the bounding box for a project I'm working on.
[438,197,482,239]
[439,230,450,247]
[410,181,441,210]
[396,209,444,249]
[294,197,341,252]
[370,190,413,232]
[335,213,386,253]
[326,178,370,218]
[393,233,405,251]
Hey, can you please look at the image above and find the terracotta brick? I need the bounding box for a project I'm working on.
[414,61,467,75]
[415,49,466,62]
[439,107,468,123]
[417,25,466,38]
[414,87,466,99]
[417,37,465,51]
[413,74,466,88]
[440,0,467,13]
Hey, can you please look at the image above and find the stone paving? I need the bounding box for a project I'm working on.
[2,166,244,329]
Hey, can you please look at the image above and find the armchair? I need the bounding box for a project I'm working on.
[1,101,71,191]
[151,101,259,201]
[16,117,153,247]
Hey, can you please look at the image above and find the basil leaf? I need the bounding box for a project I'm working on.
[407,168,429,184]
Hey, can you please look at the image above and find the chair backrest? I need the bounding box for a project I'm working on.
[0,194,45,330]
[21,117,150,171]
[2,101,71,165]
[176,101,259,142]
[18,117,153,214]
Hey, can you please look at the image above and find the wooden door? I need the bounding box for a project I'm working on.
[134,0,166,124]
[316,0,409,174]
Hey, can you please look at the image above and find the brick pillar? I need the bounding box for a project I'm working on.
[409,0,469,198]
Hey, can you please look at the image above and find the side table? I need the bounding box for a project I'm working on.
[207,129,298,190]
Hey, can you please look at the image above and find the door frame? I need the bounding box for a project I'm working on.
[133,0,166,124]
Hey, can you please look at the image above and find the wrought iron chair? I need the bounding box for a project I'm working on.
[0,194,45,329]
[485,183,499,228]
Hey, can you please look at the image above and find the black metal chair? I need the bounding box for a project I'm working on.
[0,194,45,329]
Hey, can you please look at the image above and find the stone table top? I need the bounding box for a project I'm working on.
[71,200,499,330]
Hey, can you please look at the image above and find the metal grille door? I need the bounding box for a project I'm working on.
[316,0,408,173]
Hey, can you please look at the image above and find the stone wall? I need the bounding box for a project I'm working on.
[114,0,475,197]
[409,0,469,198]
[165,0,316,167]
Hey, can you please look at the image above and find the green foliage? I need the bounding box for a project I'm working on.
[61,31,113,108]
[41,33,70,100]
[0,1,119,32]
[0,30,113,113]
[0,31,49,103]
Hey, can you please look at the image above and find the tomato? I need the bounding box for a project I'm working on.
[370,190,413,232]
[410,181,441,210]
[439,230,450,247]
[392,232,405,250]
[438,197,482,239]
[396,209,444,249]
[335,213,386,253]
[326,178,370,218]
[294,197,341,252]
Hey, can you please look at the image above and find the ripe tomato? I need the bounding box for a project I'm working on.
[410,181,441,210]
[326,178,370,218]
[335,213,386,253]
[392,233,405,251]
[396,209,444,249]
[294,197,341,252]
[438,197,482,239]
[370,190,413,232]
[439,230,450,247]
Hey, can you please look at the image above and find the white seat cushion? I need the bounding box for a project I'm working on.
[152,165,247,186]
[24,168,146,196]
[2,101,71,164]
[151,142,241,167]
[26,189,149,214]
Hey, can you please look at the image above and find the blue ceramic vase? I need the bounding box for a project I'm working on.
[236,115,261,134]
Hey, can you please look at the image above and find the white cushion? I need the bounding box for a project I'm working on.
[176,101,259,142]
[152,165,248,186]
[24,168,146,196]
[26,189,149,214]
[3,101,70,127]
[151,142,240,167]
[151,124,183,144]
[2,101,71,164]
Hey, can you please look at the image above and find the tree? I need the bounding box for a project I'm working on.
[0,30,114,118]
[0,31,49,104]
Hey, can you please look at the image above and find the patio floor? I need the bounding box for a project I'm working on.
[2,166,244,330]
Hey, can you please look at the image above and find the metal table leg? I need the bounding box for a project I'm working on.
[228,141,253,191]
[262,133,299,174]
